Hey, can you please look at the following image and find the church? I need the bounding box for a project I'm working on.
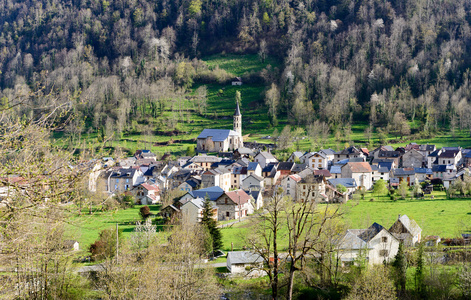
[196,102,243,152]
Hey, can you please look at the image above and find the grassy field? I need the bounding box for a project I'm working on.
[220,190,471,252]
[65,205,164,251]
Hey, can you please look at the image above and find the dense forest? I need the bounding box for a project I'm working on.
[1,0,471,142]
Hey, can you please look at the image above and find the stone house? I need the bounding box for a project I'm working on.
[328,178,357,195]
[188,155,222,171]
[231,166,247,189]
[108,168,142,194]
[179,186,225,203]
[180,198,217,224]
[254,151,278,168]
[177,178,201,193]
[389,214,422,247]
[402,149,424,168]
[201,168,231,191]
[215,190,253,221]
[280,174,301,200]
[319,148,336,166]
[334,146,366,163]
[392,168,416,185]
[288,151,304,163]
[337,222,400,266]
[133,182,160,205]
[341,162,373,190]
[296,174,327,202]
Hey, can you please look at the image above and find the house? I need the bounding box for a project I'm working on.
[177,178,201,193]
[337,222,400,266]
[168,169,194,189]
[463,151,471,166]
[134,150,157,160]
[314,169,332,179]
[180,198,218,224]
[189,155,222,171]
[247,162,262,177]
[227,251,264,274]
[231,166,247,189]
[245,189,264,210]
[133,182,160,205]
[215,190,253,221]
[254,151,278,168]
[241,174,265,190]
[414,168,433,182]
[281,174,301,200]
[427,149,441,168]
[341,162,373,190]
[319,148,336,166]
[231,77,243,86]
[392,168,416,186]
[296,174,327,202]
[389,214,422,247]
[201,168,231,191]
[371,165,390,183]
[159,204,180,221]
[197,103,243,152]
[402,149,424,168]
[418,144,436,157]
[233,147,255,159]
[288,151,304,163]
[108,168,142,194]
[328,178,357,195]
[262,164,281,187]
[277,162,294,177]
[375,151,401,167]
[64,240,80,251]
[179,186,225,204]
[438,148,462,166]
[329,165,342,179]
[334,146,366,163]
[307,152,328,170]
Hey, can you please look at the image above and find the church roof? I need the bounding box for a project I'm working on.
[234,102,241,116]
[197,129,240,141]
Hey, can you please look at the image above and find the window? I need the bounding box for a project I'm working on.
[379,250,389,257]
[114,185,118,190]
[303,192,306,196]
[225,198,228,204]
[303,185,306,190]
[116,179,119,183]
[226,212,230,217]
[287,184,290,189]
[125,185,129,190]
[126,179,129,183]
[382,237,388,243]
[234,180,237,183]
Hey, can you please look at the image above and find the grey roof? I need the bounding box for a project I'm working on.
[292,163,307,172]
[236,158,250,167]
[377,161,393,171]
[390,215,422,236]
[227,251,263,265]
[256,151,277,160]
[337,146,362,155]
[234,102,241,116]
[190,155,222,163]
[394,168,416,176]
[110,168,136,178]
[197,129,239,142]
[291,151,304,158]
[307,152,326,159]
[188,186,225,201]
[320,148,336,156]
[328,178,357,188]
[337,230,370,250]
[414,168,432,175]
[237,147,255,156]
[243,174,264,182]
[277,162,294,171]
[428,149,441,157]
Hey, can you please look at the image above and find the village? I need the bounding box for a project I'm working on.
[83,103,471,274]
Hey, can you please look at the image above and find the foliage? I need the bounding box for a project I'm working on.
[373,179,387,196]
[89,227,122,261]
[398,181,409,199]
[336,184,347,194]
[140,205,152,220]
[391,243,407,297]
[346,265,396,300]
[415,242,426,298]
[201,197,223,251]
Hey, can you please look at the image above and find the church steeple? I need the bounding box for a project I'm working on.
[233,101,242,136]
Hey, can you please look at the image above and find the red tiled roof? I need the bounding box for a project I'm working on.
[347,162,372,173]
[225,190,251,205]
[140,183,160,191]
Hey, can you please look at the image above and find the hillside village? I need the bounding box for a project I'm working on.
[85,104,471,264]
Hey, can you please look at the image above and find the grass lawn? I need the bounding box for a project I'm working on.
[65,205,164,251]
[221,190,471,252]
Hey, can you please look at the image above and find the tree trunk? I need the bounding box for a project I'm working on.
[287,263,296,300]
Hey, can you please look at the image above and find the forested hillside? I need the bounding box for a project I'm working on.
[1,0,471,150]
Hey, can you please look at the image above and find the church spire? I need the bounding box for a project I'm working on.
[233,101,242,136]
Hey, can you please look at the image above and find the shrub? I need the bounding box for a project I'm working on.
[140,205,152,220]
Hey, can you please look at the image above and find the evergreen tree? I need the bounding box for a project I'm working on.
[392,242,407,297]
[201,196,223,251]
[415,242,426,298]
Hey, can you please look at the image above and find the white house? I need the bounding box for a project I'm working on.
[337,223,400,266]
[340,162,373,190]
[306,152,328,170]
[227,251,264,274]
[180,198,217,224]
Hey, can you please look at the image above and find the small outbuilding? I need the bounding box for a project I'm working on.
[227,251,263,274]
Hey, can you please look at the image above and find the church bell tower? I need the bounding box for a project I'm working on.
[233,101,242,136]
